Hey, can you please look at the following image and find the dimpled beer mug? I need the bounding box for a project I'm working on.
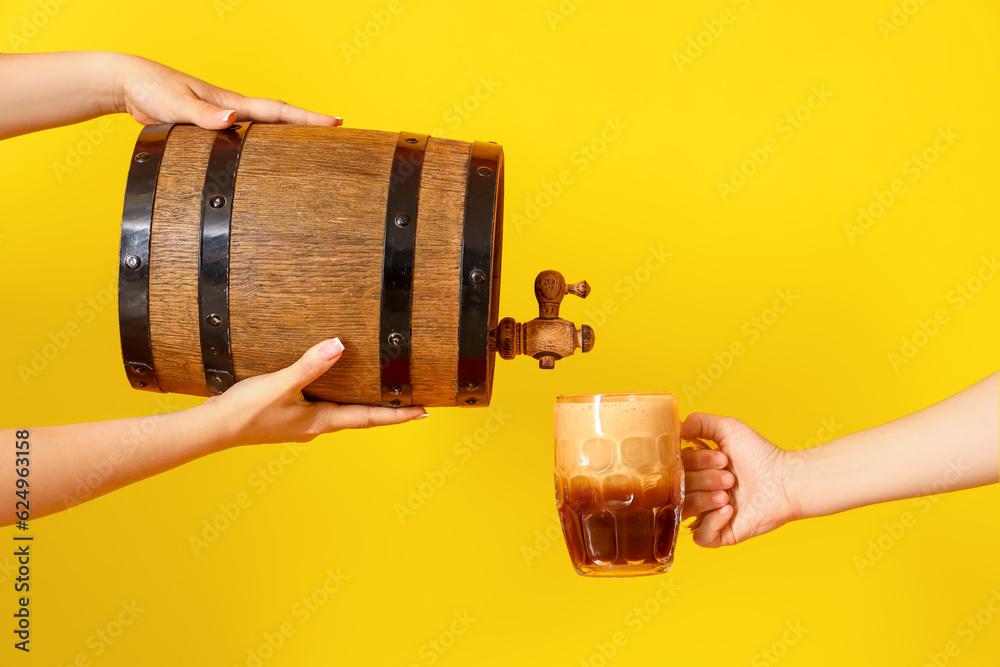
[554,393,684,577]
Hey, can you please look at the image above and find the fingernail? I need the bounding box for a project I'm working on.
[414,412,430,420]
[714,454,726,466]
[714,492,728,503]
[722,472,735,486]
[216,109,236,122]
[333,117,343,127]
[319,337,344,360]
[720,505,733,516]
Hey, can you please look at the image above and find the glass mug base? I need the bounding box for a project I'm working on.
[555,392,684,578]
[575,561,673,578]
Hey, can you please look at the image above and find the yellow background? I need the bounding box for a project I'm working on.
[1,0,999,665]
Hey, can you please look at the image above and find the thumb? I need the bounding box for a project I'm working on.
[179,97,237,130]
[276,338,345,392]
[681,412,739,444]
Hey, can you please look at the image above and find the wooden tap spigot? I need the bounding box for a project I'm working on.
[493,270,595,369]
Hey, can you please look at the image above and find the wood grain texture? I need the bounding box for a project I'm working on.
[140,124,504,407]
[230,125,394,405]
[148,125,214,395]
[410,137,470,406]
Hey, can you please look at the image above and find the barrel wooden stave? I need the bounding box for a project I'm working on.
[148,125,214,396]
[411,137,469,407]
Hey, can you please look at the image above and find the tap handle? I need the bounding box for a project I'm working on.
[534,269,590,319]
[566,280,591,299]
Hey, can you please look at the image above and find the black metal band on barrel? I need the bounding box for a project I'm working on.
[378,131,429,407]
[119,123,175,392]
[457,141,503,406]
[197,122,252,395]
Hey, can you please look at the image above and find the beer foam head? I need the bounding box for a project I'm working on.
[554,392,679,442]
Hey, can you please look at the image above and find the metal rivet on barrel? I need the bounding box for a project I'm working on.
[394,213,410,228]
[124,254,142,271]
[405,137,418,144]
[389,385,402,395]
[465,381,478,390]
[132,365,146,375]
[134,152,151,163]
[138,382,146,388]
[465,398,477,405]
[207,313,223,326]
[477,166,492,177]
[388,332,404,347]
[390,399,401,407]
[212,374,223,382]
[209,195,226,209]
[469,268,486,285]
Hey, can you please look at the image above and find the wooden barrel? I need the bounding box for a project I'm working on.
[118,123,503,408]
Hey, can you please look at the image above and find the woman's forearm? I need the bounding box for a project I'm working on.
[0,51,126,140]
[789,372,999,520]
[1,404,223,525]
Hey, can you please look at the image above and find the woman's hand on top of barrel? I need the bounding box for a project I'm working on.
[0,52,341,140]
[681,413,798,549]
[112,53,343,130]
[198,338,428,449]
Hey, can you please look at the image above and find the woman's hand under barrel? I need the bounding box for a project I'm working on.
[0,338,428,525]
[199,338,430,450]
